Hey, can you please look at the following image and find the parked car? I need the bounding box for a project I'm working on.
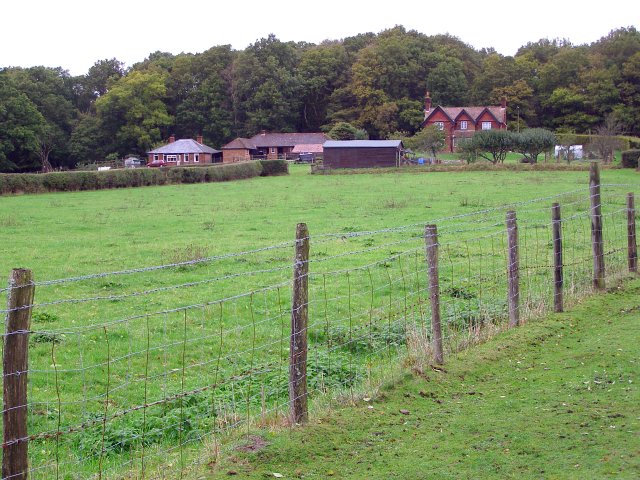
[147,160,167,168]
[124,157,144,168]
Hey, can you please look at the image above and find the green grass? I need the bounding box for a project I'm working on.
[1,164,638,478]
[204,277,640,479]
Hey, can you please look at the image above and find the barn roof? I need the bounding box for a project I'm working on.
[323,140,403,148]
[148,139,219,154]
[222,137,256,150]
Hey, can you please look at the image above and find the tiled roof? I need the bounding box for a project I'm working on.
[426,106,506,124]
[148,139,218,154]
[292,143,324,153]
[222,137,256,150]
[323,140,403,148]
[250,132,328,148]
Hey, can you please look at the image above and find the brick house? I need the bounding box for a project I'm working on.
[421,93,507,152]
[221,131,328,163]
[147,135,221,165]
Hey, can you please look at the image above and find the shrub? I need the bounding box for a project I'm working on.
[258,159,288,176]
[0,161,281,196]
[621,150,640,168]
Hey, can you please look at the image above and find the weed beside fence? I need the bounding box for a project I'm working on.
[1,163,638,479]
[0,160,288,196]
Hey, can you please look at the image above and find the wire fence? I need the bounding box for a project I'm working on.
[1,165,639,479]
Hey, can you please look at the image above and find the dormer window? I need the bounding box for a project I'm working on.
[434,121,444,130]
[482,122,492,130]
[459,121,468,130]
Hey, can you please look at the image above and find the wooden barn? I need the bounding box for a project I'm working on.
[322,140,404,169]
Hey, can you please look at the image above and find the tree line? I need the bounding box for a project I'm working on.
[1,25,639,172]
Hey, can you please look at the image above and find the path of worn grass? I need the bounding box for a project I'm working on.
[205,278,640,479]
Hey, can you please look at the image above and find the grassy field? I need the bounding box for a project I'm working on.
[1,164,638,478]
[205,277,640,479]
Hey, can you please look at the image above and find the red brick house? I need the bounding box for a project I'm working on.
[421,93,507,152]
[147,135,221,165]
[221,131,328,163]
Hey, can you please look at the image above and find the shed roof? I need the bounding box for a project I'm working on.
[251,132,328,148]
[323,140,403,148]
[148,139,219,154]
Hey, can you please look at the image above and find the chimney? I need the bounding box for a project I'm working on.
[261,130,267,136]
[424,91,432,113]
[196,134,203,144]
[501,96,507,109]
[169,134,175,143]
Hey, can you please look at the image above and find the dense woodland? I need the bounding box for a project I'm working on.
[1,25,639,172]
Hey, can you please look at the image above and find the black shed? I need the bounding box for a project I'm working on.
[322,140,404,169]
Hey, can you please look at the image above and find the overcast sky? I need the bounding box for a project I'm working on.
[2,0,637,76]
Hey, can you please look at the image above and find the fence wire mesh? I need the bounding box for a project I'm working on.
[1,183,638,479]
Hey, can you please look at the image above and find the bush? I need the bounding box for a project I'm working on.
[258,159,288,176]
[0,161,281,196]
[621,150,640,168]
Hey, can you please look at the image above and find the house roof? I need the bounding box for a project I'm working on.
[323,140,403,148]
[425,105,506,125]
[222,137,257,150]
[222,132,328,150]
[148,139,219,154]
[292,143,324,153]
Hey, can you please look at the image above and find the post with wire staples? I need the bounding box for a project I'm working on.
[3,268,35,480]
[590,162,605,290]
[627,193,637,273]
[424,224,443,365]
[506,210,520,327]
[552,203,563,313]
[289,223,309,424]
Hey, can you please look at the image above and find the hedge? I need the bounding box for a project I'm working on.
[621,150,640,169]
[0,160,288,195]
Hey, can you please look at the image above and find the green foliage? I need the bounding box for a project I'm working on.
[258,159,289,176]
[513,128,556,163]
[0,162,275,195]
[328,122,365,140]
[404,125,446,158]
[621,149,640,168]
[465,130,516,164]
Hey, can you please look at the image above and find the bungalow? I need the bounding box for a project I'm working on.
[147,135,221,165]
[221,131,328,163]
[421,92,507,152]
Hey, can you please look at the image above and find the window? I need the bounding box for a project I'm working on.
[482,122,492,130]
[194,154,199,163]
[434,121,444,130]
[459,121,468,130]
[270,147,277,154]
[183,153,189,162]
[153,154,158,161]
[166,155,177,162]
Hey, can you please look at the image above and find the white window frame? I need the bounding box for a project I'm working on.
[166,155,178,162]
[434,121,444,130]
[270,147,277,154]
[153,154,159,161]
[459,121,468,130]
[194,153,199,163]
[482,122,492,130]
[183,153,189,162]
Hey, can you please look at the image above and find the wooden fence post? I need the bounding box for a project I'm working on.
[506,210,520,327]
[552,203,563,313]
[590,162,605,290]
[627,193,637,273]
[425,225,443,365]
[289,223,309,424]
[3,268,34,480]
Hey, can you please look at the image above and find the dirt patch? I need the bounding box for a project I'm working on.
[235,435,270,453]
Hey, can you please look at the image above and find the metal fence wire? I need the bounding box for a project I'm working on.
[1,176,638,479]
